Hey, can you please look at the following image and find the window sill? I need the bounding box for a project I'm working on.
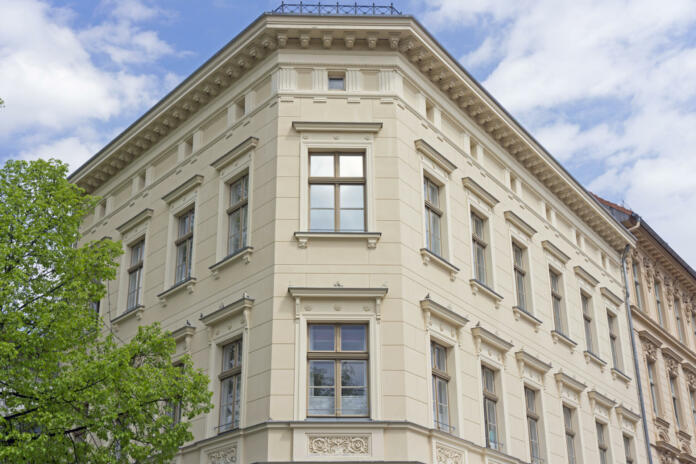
[420,248,459,281]
[611,367,632,385]
[470,279,503,308]
[583,350,607,371]
[157,277,196,305]
[294,231,381,249]
[209,247,253,278]
[110,305,144,328]
[551,330,577,352]
[512,306,542,332]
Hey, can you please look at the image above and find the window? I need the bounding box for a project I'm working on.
[227,175,249,255]
[309,152,365,232]
[550,269,566,334]
[670,374,682,428]
[582,293,596,354]
[307,324,368,417]
[632,261,642,309]
[564,405,577,464]
[328,72,345,90]
[596,421,609,464]
[219,339,242,431]
[423,177,442,255]
[166,364,184,426]
[690,388,696,428]
[655,281,664,327]
[472,213,488,284]
[675,299,686,343]
[431,342,451,432]
[623,434,634,464]
[482,366,502,451]
[174,209,194,284]
[126,240,144,310]
[607,312,623,370]
[525,387,542,464]
[647,361,659,415]
[513,243,528,311]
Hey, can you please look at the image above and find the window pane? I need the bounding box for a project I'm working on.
[328,77,345,90]
[310,155,334,177]
[228,208,242,252]
[430,212,441,255]
[310,210,334,232]
[341,360,367,415]
[230,176,247,205]
[428,182,439,207]
[309,325,335,351]
[341,325,366,351]
[339,209,364,232]
[339,156,363,177]
[309,360,335,415]
[340,184,364,208]
[219,376,236,428]
[223,342,241,370]
[310,184,334,208]
[436,377,449,429]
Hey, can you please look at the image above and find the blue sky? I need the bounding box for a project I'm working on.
[2,0,696,265]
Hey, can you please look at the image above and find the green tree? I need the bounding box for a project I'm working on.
[0,159,212,463]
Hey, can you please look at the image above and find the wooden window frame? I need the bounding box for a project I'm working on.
[670,374,682,428]
[308,152,366,232]
[525,387,542,464]
[174,208,194,284]
[596,421,609,464]
[218,339,243,432]
[607,311,622,370]
[582,293,596,354]
[306,323,369,418]
[550,269,566,334]
[513,243,528,311]
[126,239,144,310]
[423,176,443,255]
[227,174,249,255]
[564,405,577,464]
[472,212,488,284]
[655,281,665,327]
[482,366,502,451]
[431,341,451,432]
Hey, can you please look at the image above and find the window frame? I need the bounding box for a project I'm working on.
[632,261,643,309]
[595,420,610,464]
[226,174,249,256]
[308,151,367,233]
[327,71,346,91]
[482,365,503,451]
[581,292,597,355]
[607,310,623,370]
[471,212,489,285]
[218,338,243,432]
[431,341,451,432]
[550,268,567,335]
[647,360,660,415]
[623,434,634,464]
[669,373,682,429]
[174,208,195,284]
[306,323,369,418]
[675,298,686,343]
[512,242,530,312]
[423,175,444,256]
[126,239,145,311]
[524,386,543,464]
[563,405,577,464]
[655,281,665,327]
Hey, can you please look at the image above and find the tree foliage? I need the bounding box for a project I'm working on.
[0,159,212,463]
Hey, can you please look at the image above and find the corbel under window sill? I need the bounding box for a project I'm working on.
[512,306,542,331]
[583,350,607,371]
[611,367,632,385]
[470,279,503,308]
[157,277,197,305]
[420,248,459,281]
[110,305,144,327]
[209,247,253,278]
[293,231,381,249]
[551,330,577,352]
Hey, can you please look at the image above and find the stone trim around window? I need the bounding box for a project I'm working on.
[292,121,383,133]
[584,350,608,372]
[414,138,457,174]
[551,330,578,353]
[293,231,381,249]
[503,210,537,237]
[462,177,499,208]
[542,240,571,265]
[574,265,599,287]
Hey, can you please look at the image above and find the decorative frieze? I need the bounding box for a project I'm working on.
[435,443,463,464]
[307,434,370,456]
[206,444,238,464]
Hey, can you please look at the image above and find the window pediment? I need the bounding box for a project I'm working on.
[414,139,456,174]
[292,121,383,133]
[200,295,254,328]
[542,240,570,265]
[504,210,536,237]
[574,265,599,287]
[554,371,587,393]
[472,324,513,354]
[600,286,622,306]
[162,174,204,205]
[116,208,153,235]
[211,136,258,171]
[462,177,499,208]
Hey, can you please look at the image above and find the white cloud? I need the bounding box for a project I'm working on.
[422,0,696,264]
[0,0,178,172]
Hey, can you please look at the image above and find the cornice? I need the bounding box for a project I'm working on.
[200,296,254,327]
[515,350,552,374]
[288,286,388,299]
[554,371,587,393]
[587,389,616,409]
[162,175,204,204]
[420,297,468,328]
[69,13,633,251]
[542,240,571,264]
[210,136,259,171]
[116,208,153,234]
[574,265,599,287]
[600,286,623,306]
[471,324,513,353]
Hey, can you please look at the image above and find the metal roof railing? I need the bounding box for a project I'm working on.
[271,2,403,16]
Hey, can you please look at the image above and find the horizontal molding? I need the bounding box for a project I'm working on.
[291,121,383,133]
[574,265,599,287]
[414,138,456,174]
[200,296,254,327]
[288,287,388,299]
[162,175,204,204]
[211,136,259,171]
[542,240,571,264]
[116,208,153,234]
[504,210,536,237]
[462,177,499,208]
[420,297,468,328]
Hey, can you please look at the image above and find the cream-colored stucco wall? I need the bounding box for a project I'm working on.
[76,16,647,464]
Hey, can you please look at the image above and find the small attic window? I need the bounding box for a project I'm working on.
[183,136,193,157]
[233,97,245,121]
[328,72,345,90]
[425,99,435,122]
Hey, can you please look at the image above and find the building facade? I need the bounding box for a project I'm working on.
[72,8,648,464]
[600,199,696,464]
